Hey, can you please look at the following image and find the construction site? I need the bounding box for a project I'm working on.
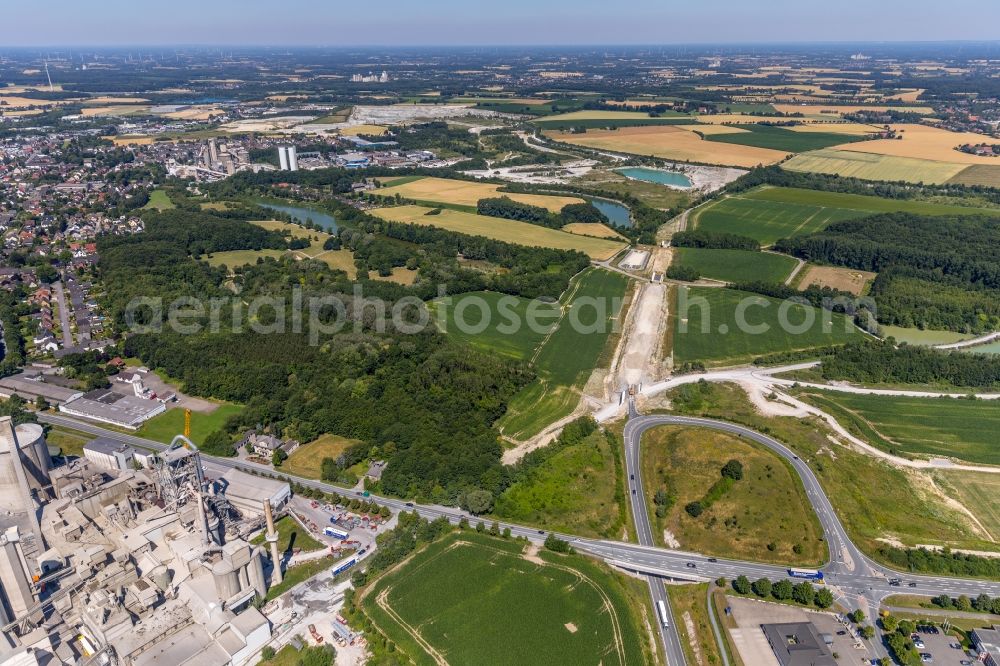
[0,415,351,666]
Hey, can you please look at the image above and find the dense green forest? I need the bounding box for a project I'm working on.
[774,213,1000,332]
[820,340,1000,388]
[94,194,600,506]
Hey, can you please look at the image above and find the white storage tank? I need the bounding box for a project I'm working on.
[14,423,50,491]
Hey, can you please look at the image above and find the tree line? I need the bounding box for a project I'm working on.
[820,340,1000,389]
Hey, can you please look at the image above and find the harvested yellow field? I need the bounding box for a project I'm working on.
[787,123,882,136]
[0,109,43,117]
[546,125,789,168]
[340,124,387,136]
[798,265,876,296]
[678,124,750,135]
[886,89,925,102]
[784,149,967,184]
[3,84,62,93]
[106,135,156,146]
[0,95,66,108]
[161,105,224,120]
[371,205,625,260]
[562,223,626,240]
[831,123,1000,165]
[80,105,150,117]
[373,176,584,212]
[86,96,150,104]
[772,103,933,116]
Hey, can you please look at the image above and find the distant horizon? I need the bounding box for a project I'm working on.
[5,39,1000,50]
[4,0,997,48]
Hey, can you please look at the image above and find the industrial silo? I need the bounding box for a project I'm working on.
[212,559,240,600]
[14,423,50,492]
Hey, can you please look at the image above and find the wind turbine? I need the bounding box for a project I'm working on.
[43,60,53,92]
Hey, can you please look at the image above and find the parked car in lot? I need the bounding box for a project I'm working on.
[919,654,932,663]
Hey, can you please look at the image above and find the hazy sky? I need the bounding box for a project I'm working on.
[5,0,998,46]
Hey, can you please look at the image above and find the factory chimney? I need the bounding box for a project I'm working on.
[262,500,282,585]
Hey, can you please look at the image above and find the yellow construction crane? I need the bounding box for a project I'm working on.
[184,408,191,439]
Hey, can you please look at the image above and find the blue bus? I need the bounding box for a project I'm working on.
[788,568,824,581]
[324,526,350,540]
[333,558,357,576]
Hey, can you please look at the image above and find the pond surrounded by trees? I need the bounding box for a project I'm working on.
[259,202,338,232]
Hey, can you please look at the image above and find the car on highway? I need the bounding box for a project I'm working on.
[686,562,696,568]
[707,558,717,563]
[404,502,414,507]
[630,474,634,480]
[908,582,918,587]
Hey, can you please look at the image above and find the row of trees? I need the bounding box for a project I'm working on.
[671,229,760,251]
[730,575,834,609]
[874,545,1000,579]
[821,340,1000,388]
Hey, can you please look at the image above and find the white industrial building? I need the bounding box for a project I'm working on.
[59,389,166,430]
[83,438,155,471]
[217,469,290,516]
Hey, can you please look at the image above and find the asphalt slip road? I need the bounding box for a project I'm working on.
[41,410,1000,666]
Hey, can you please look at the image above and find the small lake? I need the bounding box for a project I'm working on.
[259,202,338,233]
[588,198,632,228]
[618,167,693,189]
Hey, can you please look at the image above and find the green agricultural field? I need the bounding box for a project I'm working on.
[493,429,625,538]
[135,404,243,446]
[143,189,176,211]
[498,269,628,440]
[704,124,863,152]
[361,533,649,666]
[671,286,862,366]
[671,248,798,283]
[799,391,1000,465]
[639,426,825,565]
[691,185,1000,245]
[783,149,967,185]
[429,291,558,361]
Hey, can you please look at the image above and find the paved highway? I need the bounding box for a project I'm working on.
[41,411,1000,665]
